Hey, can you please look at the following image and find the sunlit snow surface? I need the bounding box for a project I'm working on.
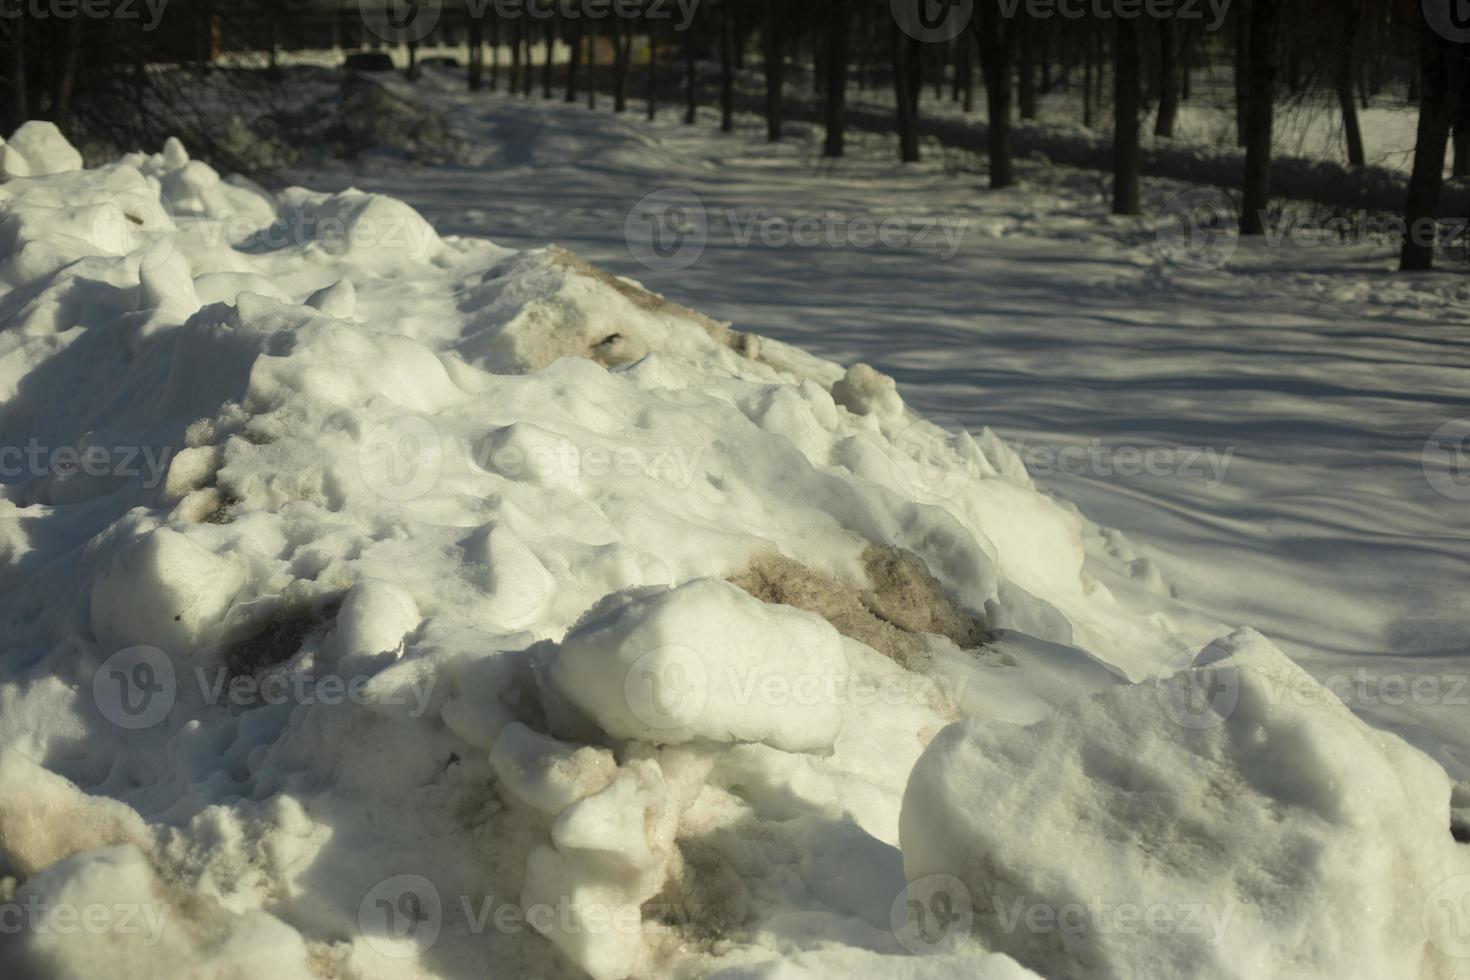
[0,85,1468,980]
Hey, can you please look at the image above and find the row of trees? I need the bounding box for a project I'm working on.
[3,0,1467,270]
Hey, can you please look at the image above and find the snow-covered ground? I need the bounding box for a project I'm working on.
[2,66,1469,980]
[286,69,1470,781]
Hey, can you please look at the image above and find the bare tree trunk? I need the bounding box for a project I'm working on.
[1455,72,1470,176]
[543,16,555,98]
[975,15,1014,188]
[684,20,697,124]
[1180,25,1193,101]
[814,27,827,98]
[1083,26,1095,128]
[1154,20,1179,138]
[1337,1,1365,166]
[195,0,213,62]
[909,33,923,122]
[512,18,524,96]
[523,27,535,96]
[1040,32,1053,94]
[952,38,962,102]
[1408,28,1422,105]
[959,32,975,113]
[648,27,659,121]
[1113,16,1141,215]
[1368,9,1385,99]
[614,15,629,111]
[489,18,500,92]
[9,14,26,130]
[1018,18,1038,120]
[761,0,784,142]
[567,14,582,103]
[1401,28,1464,270]
[1234,0,1249,147]
[894,27,919,163]
[1240,0,1277,236]
[468,15,484,91]
[824,0,848,156]
[55,16,82,127]
[587,18,598,109]
[719,0,734,131]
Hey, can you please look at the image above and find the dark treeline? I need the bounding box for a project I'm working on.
[4,0,1468,270]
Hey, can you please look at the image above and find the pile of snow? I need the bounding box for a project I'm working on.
[902,629,1470,979]
[0,121,84,179]
[0,126,1464,980]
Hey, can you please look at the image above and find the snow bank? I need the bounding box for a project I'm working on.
[0,121,83,178]
[901,628,1470,979]
[551,578,849,752]
[0,844,313,979]
[1,124,1455,980]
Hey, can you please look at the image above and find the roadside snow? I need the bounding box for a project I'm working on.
[1,98,1467,980]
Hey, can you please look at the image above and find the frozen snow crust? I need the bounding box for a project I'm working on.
[0,123,1466,979]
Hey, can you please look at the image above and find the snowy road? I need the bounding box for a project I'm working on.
[291,74,1470,780]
